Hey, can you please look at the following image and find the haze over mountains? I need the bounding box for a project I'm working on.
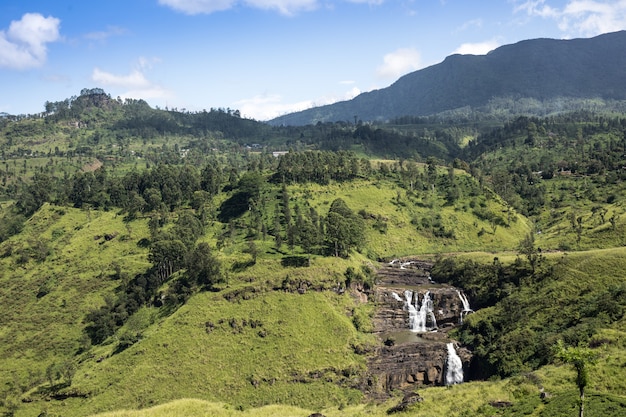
[269,31,626,126]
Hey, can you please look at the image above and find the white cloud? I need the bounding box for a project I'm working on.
[84,26,127,42]
[92,68,152,89]
[244,0,318,15]
[514,0,626,36]
[158,0,237,14]
[345,0,385,4]
[91,58,170,101]
[455,18,484,32]
[0,13,61,69]
[158,0,383,15]
[236,86,361,120]
[235,94,313,120]
[513,0,559,18]
[452,39,501,55]
[376,47,422,79]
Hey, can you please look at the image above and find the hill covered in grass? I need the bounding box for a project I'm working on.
[2,91,626,416]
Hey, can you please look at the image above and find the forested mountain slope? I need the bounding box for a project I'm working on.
[270,31,626,125]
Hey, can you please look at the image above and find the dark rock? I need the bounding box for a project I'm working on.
[540,389,552,399]
[364,259,473,399]
[387,392,423,414]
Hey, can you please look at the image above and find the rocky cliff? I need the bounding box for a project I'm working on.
[364,260,472,398]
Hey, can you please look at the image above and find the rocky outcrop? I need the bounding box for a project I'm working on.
[387,392,424,414]
[364,259,473,399]
[374,286,469,330]
[377,260,433,286]
[365,341,472,396]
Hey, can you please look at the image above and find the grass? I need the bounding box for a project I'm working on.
[0,204,150,398]
[16,289,368,416]
[1,179,625,417]
[288,178,530,258]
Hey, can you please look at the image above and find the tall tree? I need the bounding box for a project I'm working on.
[325,198,365,258]
[553,340,598,417]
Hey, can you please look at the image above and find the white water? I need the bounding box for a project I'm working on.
[400,261,414,269]
[391,292,403,302]
[403,290,419,331]
[445,343,464,385]
[457,290,473,324]
[401,290,437,333]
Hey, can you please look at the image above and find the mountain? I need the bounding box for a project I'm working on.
[270,31,626,125]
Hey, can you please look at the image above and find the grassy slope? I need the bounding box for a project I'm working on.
[18,279,368,416]
[289,178,530,258]
[3,179,626,417]
[0,204,150,392]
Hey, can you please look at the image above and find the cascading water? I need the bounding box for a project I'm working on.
[416,291,437,332]
[457,290,473,324]
[403,290,419,331]
[399,290,437,332]
[445,342,464,385]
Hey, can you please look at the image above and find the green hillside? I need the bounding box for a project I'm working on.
[2,93,626,417]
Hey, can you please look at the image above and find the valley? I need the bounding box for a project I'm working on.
[1,78,626,416]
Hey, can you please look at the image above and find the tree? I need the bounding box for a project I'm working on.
[553,340,598,417]
[173,211,204,249]
[185,242,223,289]
[325,198,365,257]
[46,363,59,387]
[299,219,320,265]
[244,239,259,264]
[518,232,540,273]
[148,239,188,279]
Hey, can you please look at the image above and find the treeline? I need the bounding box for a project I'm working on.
[464,112,626,165]
[274,150,369,184]
[465,113,626,216]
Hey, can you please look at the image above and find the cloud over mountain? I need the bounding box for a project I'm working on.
[376,48,422,79]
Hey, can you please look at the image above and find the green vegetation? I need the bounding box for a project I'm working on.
[1,90,626,416]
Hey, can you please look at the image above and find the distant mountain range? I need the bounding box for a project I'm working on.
[269,31,626,126]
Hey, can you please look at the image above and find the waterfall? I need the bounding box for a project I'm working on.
[457,290,473,324]
[391,292,403,302]
[403,290,419,331]
[402,290,437,333]
[445,343,464,385]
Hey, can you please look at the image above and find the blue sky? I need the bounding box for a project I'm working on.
[1,1,626,120]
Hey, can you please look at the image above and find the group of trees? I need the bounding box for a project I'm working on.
[85,210,223,346]
[464,114,626,216]
[66,148,377,347]
[274,150,369,184]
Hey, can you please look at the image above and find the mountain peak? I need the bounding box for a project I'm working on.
[270,31,626,126]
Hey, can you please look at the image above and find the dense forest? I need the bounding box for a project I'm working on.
[2,89,626,416]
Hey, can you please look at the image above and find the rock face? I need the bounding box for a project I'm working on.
[364,259,472,398]
[375,286,469,330]
[365,339,472,396]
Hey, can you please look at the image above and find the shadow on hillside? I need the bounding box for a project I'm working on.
[281,256,309,268]
[232,259,255,272]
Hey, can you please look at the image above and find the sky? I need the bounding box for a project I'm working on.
[1,1,626,121]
